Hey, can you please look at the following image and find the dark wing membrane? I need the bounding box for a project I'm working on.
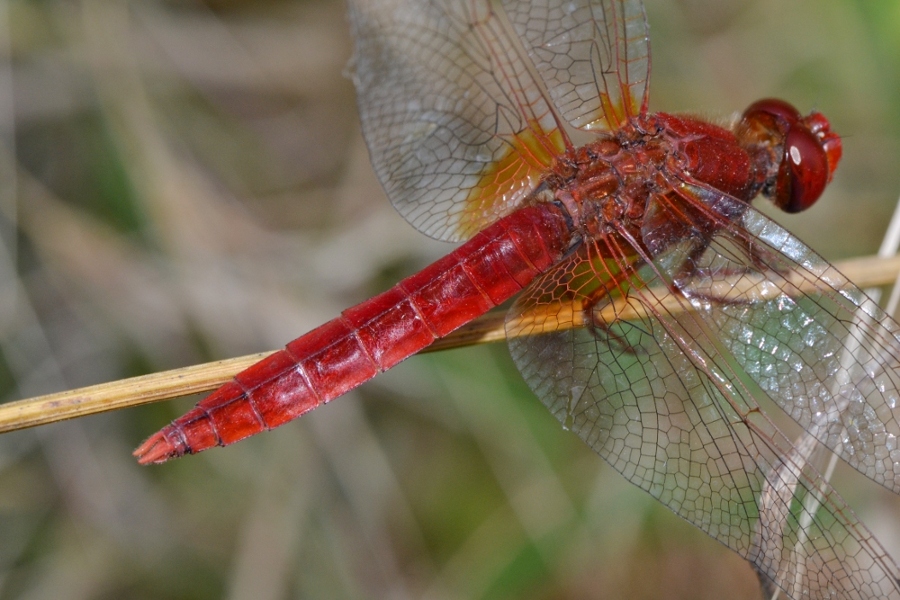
[500,0,650,131]
[648,180,900,496]
[348,0,567,242]
[506,241,900,598]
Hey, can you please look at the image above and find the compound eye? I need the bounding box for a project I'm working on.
[742,98,801,129]
[774,125,829,213]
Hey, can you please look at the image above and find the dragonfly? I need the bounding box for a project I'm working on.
[132,0,900,596]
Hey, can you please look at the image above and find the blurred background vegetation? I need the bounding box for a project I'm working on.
[0,0,899,598]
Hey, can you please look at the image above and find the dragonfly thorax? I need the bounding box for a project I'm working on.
[545,126,669,236]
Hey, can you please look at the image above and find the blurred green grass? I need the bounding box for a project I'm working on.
[0,0,899,598]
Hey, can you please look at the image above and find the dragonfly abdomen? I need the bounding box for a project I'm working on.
[134,202,572,464]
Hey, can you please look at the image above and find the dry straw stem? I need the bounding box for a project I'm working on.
[1,252,900,434]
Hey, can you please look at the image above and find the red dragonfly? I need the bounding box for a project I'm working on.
[134,0,900,596]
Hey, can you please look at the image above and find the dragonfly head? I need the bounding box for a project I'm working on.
[739,98,842,213]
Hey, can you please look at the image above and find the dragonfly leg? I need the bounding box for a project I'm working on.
[579,259,648,354]
[674,234,789,307]
[582,299,643,352]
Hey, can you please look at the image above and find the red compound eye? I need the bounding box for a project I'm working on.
[774,124,830,213]
[740,98,842,213]
[742,98,801,130]
[805,111,843,184]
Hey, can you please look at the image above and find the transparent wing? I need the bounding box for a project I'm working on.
[647,180,900,495]
[348,0,568,241]
[500,0,650,131]
[506,239,900,599]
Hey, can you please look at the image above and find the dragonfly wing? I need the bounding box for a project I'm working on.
[348,0,567,241]
[646,179,900,496]
[506,241,900,598]
[500,0,650,131]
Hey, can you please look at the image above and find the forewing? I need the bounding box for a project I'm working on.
[646,180,900,495]
[506,241,900,598]
[500,0,650,131]
[348,0,567,241]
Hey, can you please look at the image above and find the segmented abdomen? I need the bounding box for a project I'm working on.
[134,202,572,463]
